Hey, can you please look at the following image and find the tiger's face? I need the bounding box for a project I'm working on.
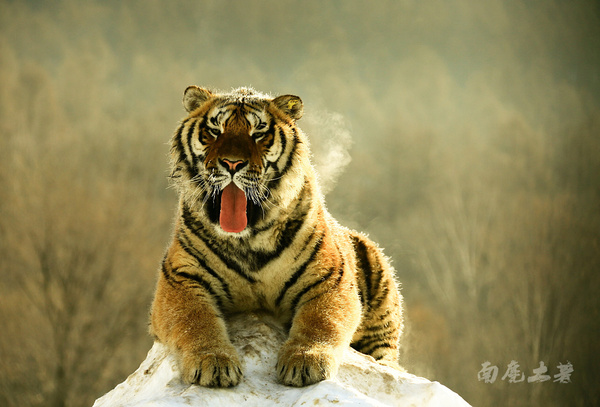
[171,86,305,234]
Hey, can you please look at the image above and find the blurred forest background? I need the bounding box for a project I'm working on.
[1,0,599,406]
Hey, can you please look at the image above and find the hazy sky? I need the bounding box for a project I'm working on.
[2,0,599,206]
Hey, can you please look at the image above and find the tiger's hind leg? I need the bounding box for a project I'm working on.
[350,232,404,370]
[352,309,404,370]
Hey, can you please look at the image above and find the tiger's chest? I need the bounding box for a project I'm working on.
[208,225,327,317]
[215,251,305,320]
[179,193,339,317]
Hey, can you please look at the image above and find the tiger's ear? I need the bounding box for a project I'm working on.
[272,94,303,121]
[183,86,213,112]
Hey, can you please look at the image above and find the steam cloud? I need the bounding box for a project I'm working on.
[303,108,353,195]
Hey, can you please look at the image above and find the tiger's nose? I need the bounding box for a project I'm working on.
[220,158,248,174]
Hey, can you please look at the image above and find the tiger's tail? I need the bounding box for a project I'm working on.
[350,232,404,369]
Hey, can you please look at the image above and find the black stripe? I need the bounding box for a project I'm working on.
[250,187,308,237]
[289,263,342,313]
[174,270,224,310]
[180,204,257,283]
[265,160,278,175]
[171,123,185,158]
[199,121,213,145]
[161,256,224,310]
[212,249,256,283]
[267,127,291,191]
[219,101,241,109]
[281,128,298,176]
[275,234,324,306]
[261,122,276,150]
[353,237,373,307]
[248,181,312,269]
[186,119,201,170]
[361,342,394,356]
[369,281,391,312]
[370,261,383,298]
[276,126,288,166]
[244,103,263,113]
[171,119,194,176]
[352,329,396,351]
[177,232,232,301]
[362,310,394,332]
[262,133,275,151]
[161,260,178,288]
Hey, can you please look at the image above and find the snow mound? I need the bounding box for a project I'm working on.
[93,313,470,407]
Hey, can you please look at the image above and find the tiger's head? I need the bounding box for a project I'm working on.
[170,86,309,235]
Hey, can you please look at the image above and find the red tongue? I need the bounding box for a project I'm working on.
[220,183,247,233]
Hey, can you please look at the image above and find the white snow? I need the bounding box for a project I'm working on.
[93,313,471,407]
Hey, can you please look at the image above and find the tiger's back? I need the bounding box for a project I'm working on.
[150,86,403,388]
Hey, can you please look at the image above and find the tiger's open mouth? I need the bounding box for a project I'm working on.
[203,181,263,233]
[219,182,247,233]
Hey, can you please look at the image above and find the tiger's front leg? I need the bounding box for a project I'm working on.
[276,273,362,387]
[151,248,242,387]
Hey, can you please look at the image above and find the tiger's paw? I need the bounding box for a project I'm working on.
[180,347,243,387]
[276,340,340,387]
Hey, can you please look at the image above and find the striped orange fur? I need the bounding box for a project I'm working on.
[150,86,403,387]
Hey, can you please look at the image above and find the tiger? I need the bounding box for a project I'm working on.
[150,86,403,388]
